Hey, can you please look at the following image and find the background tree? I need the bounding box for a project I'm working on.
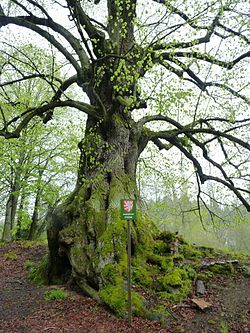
[0,114,83,241]
[0,43,84,240]
[0,0,249,314]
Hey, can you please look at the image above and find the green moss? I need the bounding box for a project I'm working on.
[153,240,171,255]
[148,305,173,327]
[147,253,173,272]
[133,265,153,287]
[98,209,127,259]
[156,231,177,243]
[181,244,202,260]
[70,243,87,269]
[59,223,77,246]
[156,267,193,303]
[131,292,148,317]
[209,263,234,275]
[4,250,18,261]
[172,253,184,263]
[99,279,127,317]
[158,268,184,288]
[101,259,127,284]
[158,281,191,303]
[197,246,222,258]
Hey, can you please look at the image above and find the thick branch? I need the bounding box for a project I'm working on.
[0,16,89,82]
[107,0,136,54]
[0,100,98,138]
[140,114,250,151]
[51,75,78,101]
[66,0,106,58]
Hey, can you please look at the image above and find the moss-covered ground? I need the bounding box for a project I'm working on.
[0,240,249,332]
[96,230,247,320]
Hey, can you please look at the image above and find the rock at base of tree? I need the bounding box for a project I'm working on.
[196,280,206,296]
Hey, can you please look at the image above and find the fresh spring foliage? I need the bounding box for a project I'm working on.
[0,0,249,318]
[0,44,85,240]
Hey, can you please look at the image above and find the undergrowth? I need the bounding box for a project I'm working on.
[44,289,67,301]
[4,250,18,261]
[25,255,49,285]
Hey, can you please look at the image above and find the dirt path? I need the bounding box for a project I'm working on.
[0,242,249,333]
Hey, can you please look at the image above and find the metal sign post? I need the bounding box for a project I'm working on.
[120,199,136,327]
[127,218,132,327]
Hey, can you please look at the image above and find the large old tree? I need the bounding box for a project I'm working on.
[0,0,249,314]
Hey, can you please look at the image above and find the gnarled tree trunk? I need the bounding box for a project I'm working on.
[47,111,151,304]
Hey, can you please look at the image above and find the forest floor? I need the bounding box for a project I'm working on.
[0,242,249,333]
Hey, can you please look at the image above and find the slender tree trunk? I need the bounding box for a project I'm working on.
[2,151,25,241]
[28,188,41,240]
[1,183,20,241]
[15,189,26,239]
[2,195,13,241]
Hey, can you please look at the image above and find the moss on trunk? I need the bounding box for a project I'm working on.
[47,116,196,318]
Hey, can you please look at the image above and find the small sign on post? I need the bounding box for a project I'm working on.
[120,199,136,327]
[120,199,136,220]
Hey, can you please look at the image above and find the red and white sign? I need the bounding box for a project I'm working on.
[123,200,134,213]
[120,199,136,220]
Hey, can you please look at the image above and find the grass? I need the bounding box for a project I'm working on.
[44,289,67,301]
[4,250,18,260]
[17,240,48,248]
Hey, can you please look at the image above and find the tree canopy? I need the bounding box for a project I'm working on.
[0,0,249,211]
[0,0,250,317]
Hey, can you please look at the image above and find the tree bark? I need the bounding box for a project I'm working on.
[47,112,151,300]
[2,150,25,241]
[15,189,26,240]
[1,182,20,241]
[28,188,41,240]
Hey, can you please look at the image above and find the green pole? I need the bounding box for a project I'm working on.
[127,219,132,327]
